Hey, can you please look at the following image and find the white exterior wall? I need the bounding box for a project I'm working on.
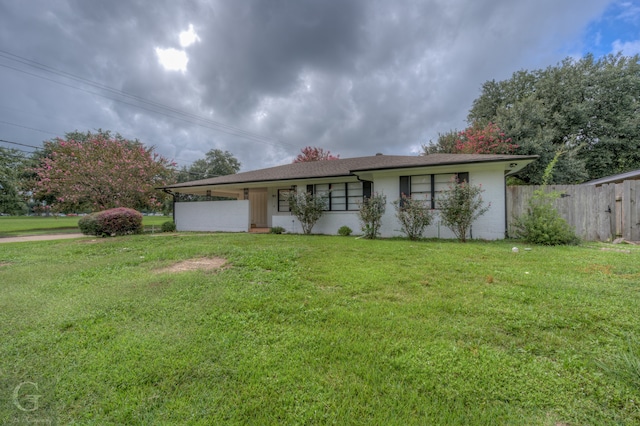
[373,163,506,240]
[273,211,362,235]
[269,183,363,235]
[173,163,509,239]
[175,200,250,232]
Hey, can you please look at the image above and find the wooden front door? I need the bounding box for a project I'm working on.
[249,189,268,228]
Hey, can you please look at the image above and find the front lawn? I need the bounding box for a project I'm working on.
[0,215,170,237]
[1,234,638,424]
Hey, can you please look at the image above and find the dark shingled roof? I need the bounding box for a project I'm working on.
[162,154,538,189]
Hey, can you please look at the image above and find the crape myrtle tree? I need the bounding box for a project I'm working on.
[423,122,518,155]
[293,146,340,163]
[32,130,175,213]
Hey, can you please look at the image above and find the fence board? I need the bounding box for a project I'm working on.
[507,181,638,242]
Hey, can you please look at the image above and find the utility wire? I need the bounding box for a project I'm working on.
[0,50,296,148]
[0,119,59,136]
[0,138,41,149]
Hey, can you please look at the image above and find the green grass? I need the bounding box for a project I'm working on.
[1,234,639,424]
[0,215,170,237]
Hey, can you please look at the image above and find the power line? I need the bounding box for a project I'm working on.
[0,119,59,136]
[0,138,41,149]
[0,49,296,149]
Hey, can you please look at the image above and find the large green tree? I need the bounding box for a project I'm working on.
[32,130,175,212]
[467,53,640,184]
[176,149,240,183]
[0,147,29,215]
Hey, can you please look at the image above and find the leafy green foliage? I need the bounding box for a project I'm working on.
[468,53,640,183]
[270,226,285,234]
[175,149,240,183]
[78,213,99,235]
[0,147,29,215]
[357,193,386,239]
[78,207,143,236]
[161,220,176,232]
[511,152,580,245]
[512,199,581,245]
[337,225,352,236]
[438,179,490,242]
[287,190,327,234]
[392,195,434,240]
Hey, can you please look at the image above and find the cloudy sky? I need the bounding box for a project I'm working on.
[1,0,639,172]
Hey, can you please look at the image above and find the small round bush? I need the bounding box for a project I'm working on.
[338,225,352,236]
[161,220,177,232]
[79,207,143,237]
[513,203,580,245]
[270,226,285,234]
[78,213,99,235]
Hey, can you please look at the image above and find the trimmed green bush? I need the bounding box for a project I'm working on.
[357,193,386,239]
[79,207,143,236]
[338,225,352,236]
[512,151,580,246]
[161,220,177,232]
[78,213,100,236]
[392,195,434,240]
[270,226,285,234]
[512,193,580,245]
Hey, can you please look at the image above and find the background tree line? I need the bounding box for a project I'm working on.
[424,53,640,184]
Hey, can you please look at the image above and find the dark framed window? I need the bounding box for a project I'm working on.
[278,189,291,212]
[400,173,468,209]
[313,182,364,211]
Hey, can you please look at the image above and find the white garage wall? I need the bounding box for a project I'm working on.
[175,200,250,232]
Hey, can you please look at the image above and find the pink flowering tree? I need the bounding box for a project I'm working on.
[454,122,518,155]
[293,146,340,163]
[32,131,175,213]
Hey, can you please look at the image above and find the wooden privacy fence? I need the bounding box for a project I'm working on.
[506,180,640,242]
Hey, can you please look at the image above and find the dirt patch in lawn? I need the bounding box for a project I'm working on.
[157,257,228,273]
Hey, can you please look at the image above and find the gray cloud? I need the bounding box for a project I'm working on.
[0,0,622,171]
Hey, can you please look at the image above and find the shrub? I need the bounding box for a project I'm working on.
[79,207,143,236]
[161,220,176,232]
[392,195,434,240]
[512,191,580,245]
[511,150,580,246]
[438,179,490,242]
[270,226,285,234]
[338,225,352,236]
[78,213,100,235]
[287,190,327,234]
[357,193,386,239]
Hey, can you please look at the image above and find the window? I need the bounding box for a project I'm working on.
[400,173,468,209]
[313,182,364,211]
[278,189,291,212]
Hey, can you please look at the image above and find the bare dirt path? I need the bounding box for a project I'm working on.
[0,233,88,243]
